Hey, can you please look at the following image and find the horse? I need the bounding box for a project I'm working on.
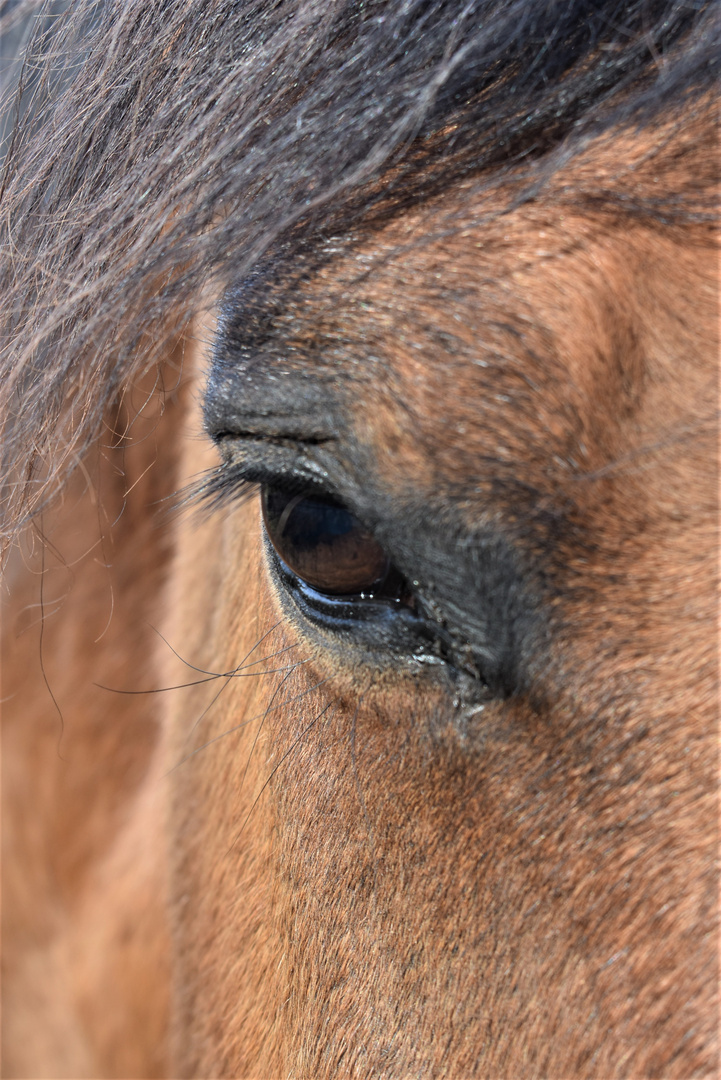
[1,0,718,1076]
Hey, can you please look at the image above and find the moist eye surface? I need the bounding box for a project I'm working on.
[261,484,501,697]
[261,485,391,596]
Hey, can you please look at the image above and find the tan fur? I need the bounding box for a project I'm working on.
[2,370,176,1077]
[2,117,718,1077]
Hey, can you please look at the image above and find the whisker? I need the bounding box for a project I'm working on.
[180,666,246,750]
[148,620,283,678]
[166,675,329,774]
[94,661,304,695]
[236,663,302,801]
[96,673,231,694]
[228,702,335,854]
[349,679,380,899]
[95,628,302,695]
[182,652,309,746]
[229,645,300,671]
[181,644,304,744]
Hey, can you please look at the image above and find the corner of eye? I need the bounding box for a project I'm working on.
[206,428,243,465]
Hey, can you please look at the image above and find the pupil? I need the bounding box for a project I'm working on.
[261,486,390,596]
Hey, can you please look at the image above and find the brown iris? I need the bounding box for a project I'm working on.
[261,486,390,596]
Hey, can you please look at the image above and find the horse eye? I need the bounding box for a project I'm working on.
[261,486,391,596]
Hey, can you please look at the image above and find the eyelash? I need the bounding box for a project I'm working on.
[184,460,501,699]
[185,464,259,509]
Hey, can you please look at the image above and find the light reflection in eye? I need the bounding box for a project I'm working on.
[261,486,390,596]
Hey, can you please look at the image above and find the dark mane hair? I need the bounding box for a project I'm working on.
[0,0,717,544]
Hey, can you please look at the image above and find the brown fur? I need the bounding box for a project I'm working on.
[2,369,177,1077]
[3,110,717,1077]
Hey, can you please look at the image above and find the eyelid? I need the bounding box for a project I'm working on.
[212,435,340,496]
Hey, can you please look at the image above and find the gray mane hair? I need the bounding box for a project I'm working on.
[0,0,717,545]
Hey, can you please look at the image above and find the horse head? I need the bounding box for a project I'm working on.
[1,1,717,1076]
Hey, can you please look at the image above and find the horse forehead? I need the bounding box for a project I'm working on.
[208,114,716,505]
[214,194,560,407]
[217,160,691,381]
[215,195,706,439]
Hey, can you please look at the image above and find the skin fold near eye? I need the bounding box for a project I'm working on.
[261,485,391,596]
[1,1,717,1077]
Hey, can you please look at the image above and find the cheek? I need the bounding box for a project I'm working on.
[160,494,285,1072]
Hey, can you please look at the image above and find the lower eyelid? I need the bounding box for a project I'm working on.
[260,486,505,695]
[266,538,499,702]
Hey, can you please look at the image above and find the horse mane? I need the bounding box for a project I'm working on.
[0,0,717,544]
